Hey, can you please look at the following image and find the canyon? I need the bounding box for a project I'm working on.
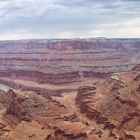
[0,38,139,140]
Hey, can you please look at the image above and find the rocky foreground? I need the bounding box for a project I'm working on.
[0,89,89,140]
[0,65,139,140]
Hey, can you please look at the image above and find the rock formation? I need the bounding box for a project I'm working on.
[76,64,140,139]
[0,39,139,140]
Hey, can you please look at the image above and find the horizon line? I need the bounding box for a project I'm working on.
[0,37,140,42]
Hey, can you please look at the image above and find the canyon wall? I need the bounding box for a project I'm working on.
[76,64,140,139]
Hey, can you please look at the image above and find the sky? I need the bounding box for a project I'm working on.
[0,0,139,40]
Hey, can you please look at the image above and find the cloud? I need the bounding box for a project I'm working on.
[122,0,140,2]
[0,0,139,40]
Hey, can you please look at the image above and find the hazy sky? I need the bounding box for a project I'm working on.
[0,0,139,40]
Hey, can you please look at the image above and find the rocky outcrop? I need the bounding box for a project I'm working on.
[76,65,140,139]
[6,95,32,121]
[48,123,88,140]
[5,90,65,121]
[0,89,16,107]
[0,89,92,140]
[76,86,116,131]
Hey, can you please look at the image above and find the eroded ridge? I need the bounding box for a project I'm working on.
[76,64,140,140]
